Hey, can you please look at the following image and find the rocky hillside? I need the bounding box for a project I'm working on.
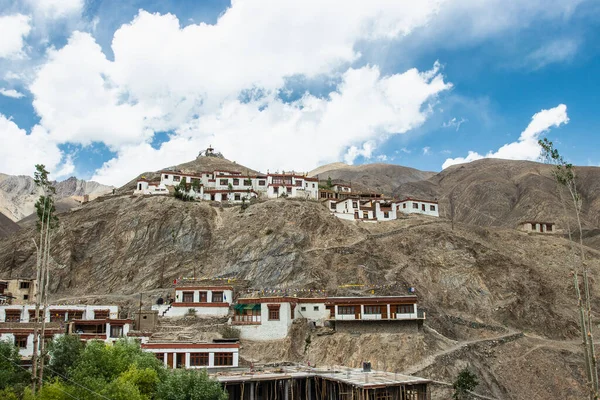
[0,173,113,222]
[309,162,435,194]
[0,211,19,239]
[0,195,596,398]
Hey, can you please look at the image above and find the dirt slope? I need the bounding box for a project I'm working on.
[0,211,19,239]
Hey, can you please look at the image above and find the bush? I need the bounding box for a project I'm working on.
[47,334,85,380]
[219,326,240,339]
[453,367,478,400]
[156,369,228,400]
[187,308,198,317]
[0,340,30,392]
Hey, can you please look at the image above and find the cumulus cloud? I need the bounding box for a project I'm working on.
[0,14,31,59]
[442,104,569,169]
[25,0,84,19]
[0,88,25,98]
[0,114,66,176]
[93,63,451,186]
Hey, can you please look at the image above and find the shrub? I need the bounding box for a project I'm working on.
[219,326,240,339]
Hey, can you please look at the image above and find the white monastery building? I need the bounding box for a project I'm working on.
[153,285,234,318]
[141,341,239,369]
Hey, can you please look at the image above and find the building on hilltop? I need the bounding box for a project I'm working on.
[396,198,439,218]
[518,221,558,234]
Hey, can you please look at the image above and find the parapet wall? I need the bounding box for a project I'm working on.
[333,319,422,335]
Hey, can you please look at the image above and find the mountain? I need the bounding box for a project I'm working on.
[308,162,436,194]
[0,211,19,239]
[393,158,600,231]
[0,174,113,222]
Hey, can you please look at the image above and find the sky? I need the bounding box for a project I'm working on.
[0,0,599,186]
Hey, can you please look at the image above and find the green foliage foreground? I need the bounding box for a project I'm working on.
[1,337,228,400]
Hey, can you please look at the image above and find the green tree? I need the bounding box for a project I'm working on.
[326,176,333,189]
[47,334,85,380]
[156,369,228,400]
[453,368,478,400]
[0,340,30,392]
[117,365,159,398]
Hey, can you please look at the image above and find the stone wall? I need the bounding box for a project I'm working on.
[332,319,422,334]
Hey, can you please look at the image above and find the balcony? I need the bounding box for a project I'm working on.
[232,315,261,325]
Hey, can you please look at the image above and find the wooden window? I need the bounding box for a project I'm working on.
[363,212,368,219]
[5,310,21,322]
[173,176,181,182]
[110,325,124,338]
[430,205,436,211]
[244,179,252,186]
[220,179,228,186]
[67,311,83,321]
[352,202,358,208]
[273,187,279,194]
[233,179,240,185]
[234,194,241,201]
[19,282,30,289]
[313,306,319,311]
[375,391,392,400]
[364,306,381,315]
[94,310,110,319]
[155,353,164,362]
[286,187,292,194]
[15,336,28,348]
[330,202,335,209]
[268,304,280,320]
[338,306,355,315]
[546,224,553,232]
[421,204,426,211]
[182,292,194,303]
[295,180,303,187]
[403,203,407,209]
[199,292,207,302]
[190,353,209,366]
[258,180,266,186]
[212,292,223,303]
[413,203,418,209]
[28,309,43,322]
[383,212,389,218]
[312,183,315,188]
[215,352,233,366]
[164,174,169,179]
[50,311,66,322]
[397,304,414,314]
[272,178,283,184]
[300,306,306,312]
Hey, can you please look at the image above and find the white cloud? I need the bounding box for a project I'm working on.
[442,104,569,169]
[0,114,65,176]
[442,117,467,131]
[526,38,579,69]
[0,88,25,98]
[0,14,31,59]
[93,63,451,186]
[422,146,431,155]
[25,0,84,20]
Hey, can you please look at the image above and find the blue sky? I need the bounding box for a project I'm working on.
[0,0,599,185]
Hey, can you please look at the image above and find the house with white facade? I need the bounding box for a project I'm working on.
[141,340,239,369]
[232,297,301,341]
[332,198,398,222]
[266,174,319,199]
[396,198,439,217]
[133,178,170,196]
[325,295,421,322]
[0,304,131,358]
[518,221,558,234]
[153,285,234,318]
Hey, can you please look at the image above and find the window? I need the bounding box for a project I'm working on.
[67,311,83,321]
[19,282,30,289]
[212,292,224,303]
[312,183,315,188]
[173,176,181,182]
[164,174,169,179]
[300,307,306,312]
[330,203,335,210]
[413,203,418,209]
[403,203,407,209]
[233,179,239,185]
[295,180,303,187]
[546,224,553,232]
[15,336,27,349]
[5,310,21,322]
[286,187,292,194]
[383,212,389,218]
[23,295,29,300]
[199,292,207,302]
[110,325,124,338]
[273,187,279,194]
[364,306,381,315]
[244,179,252,186]
[397,304,414,314]
[28,310,42,321]
[190,353,209,366]
[305,182,308,187]
[422,204,426,211]
[363,212,368,219]
[430,205,436,211]
[215,352,233,366]
[50,311,66,322]
[338,306,355,315]
[268,304,280,320]
[155,353,164,362]
[94,310,109,319]
[352,202,358,209]
[234,194,241,201]
[220,179,228,186]
[313,306,319,311]
[182,292,194,303]
[258,180,266,186]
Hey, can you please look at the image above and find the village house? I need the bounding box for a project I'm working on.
[332,198,398,222]
[396,198,439,217]
[153,285,234,318]
[141,340,239,369]
[0,304,132,357]
[0,278,37,305]
[134,178,171,196]
[518,221,558,234]
[318,180,353,201]
[266,173,319,199]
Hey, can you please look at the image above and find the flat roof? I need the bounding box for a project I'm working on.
[214,365,430,388]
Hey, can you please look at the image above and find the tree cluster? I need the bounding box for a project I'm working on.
[0,337,227,400]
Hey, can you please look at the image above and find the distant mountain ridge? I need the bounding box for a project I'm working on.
[0,211,19,239]
[0,174,113,222]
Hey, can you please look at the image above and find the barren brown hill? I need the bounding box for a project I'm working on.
[393,158,600,231]
[308,162,435,194]
[0,211,19,239]
[0,194,598,398]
